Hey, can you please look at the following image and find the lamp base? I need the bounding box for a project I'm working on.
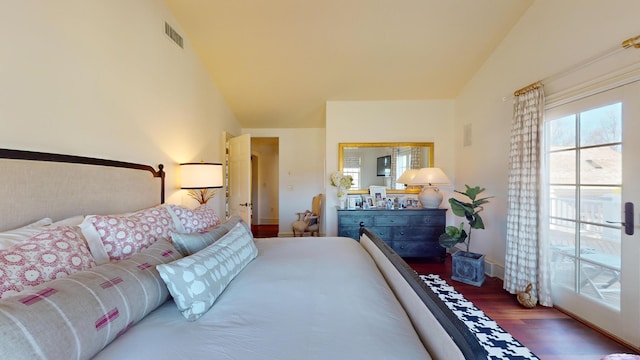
[418,187,443,208]
[187,188,217,204]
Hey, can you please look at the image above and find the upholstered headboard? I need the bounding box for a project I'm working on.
[0,149,164,231]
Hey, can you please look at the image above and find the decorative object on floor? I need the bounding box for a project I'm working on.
[421,274,539,360]
[180,162,224,204]
[292,194,322,236]
[438,185,493,286]
[329,171,353,209]
[517,283,538,308]
[408,167,451,208]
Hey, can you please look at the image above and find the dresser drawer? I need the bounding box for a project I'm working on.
[393,241,445,259]
[368,226,394,241]
[338,227,361,240]
[408,215,446,226]
[395,226,442,241]
[374,215,409,226]
[338,215,374,227]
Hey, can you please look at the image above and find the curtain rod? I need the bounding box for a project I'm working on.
[512,34,640,97]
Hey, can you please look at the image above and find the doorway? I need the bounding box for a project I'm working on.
[544,80,640,347]
[250,137,279,226]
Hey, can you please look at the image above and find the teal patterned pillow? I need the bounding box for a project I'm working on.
[170,215,245,256]
[157,222,258,321]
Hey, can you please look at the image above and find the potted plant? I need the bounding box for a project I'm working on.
[438,185,493,287]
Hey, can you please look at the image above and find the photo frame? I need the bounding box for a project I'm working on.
[408,198,421,208]
[385,198,394,209]
[347,195,361,210]
[397,197,408,209]
[369,185,386,202]
[362,195,374,209]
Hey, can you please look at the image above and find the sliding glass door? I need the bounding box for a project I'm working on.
[544,81,640,347]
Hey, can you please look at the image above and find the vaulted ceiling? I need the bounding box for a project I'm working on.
[165,0,533,128]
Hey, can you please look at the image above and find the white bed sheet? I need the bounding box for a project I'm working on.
[93,236,430,360]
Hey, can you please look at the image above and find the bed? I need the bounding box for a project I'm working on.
[0,148,487,359]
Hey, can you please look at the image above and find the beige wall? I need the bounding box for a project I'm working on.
[454,0,640,274]
[0,0,241,217]
[325,100,456,236]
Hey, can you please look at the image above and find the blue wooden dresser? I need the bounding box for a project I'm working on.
[337,208,446,261]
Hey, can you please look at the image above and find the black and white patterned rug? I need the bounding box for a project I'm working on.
[420,274,540,360]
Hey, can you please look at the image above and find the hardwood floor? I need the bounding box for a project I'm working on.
[251,224,278,238]
[407,255,638,360]
[251,225,638,359]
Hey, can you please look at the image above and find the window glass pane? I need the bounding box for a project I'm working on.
[548,114,576,150]
[580,103,622,147]
[579,262,620,308]
[580,146,621,185]
[549,150,575,184]
[551,248,576,291]
[578,225,621,268]
[579,186,621,225]
[550,185,576,222]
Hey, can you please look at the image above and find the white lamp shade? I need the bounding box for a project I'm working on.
[396,169,420,184]
[180,163,224,189]
[408,167,451,186]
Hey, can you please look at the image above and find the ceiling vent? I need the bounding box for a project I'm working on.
[164,22,183,49]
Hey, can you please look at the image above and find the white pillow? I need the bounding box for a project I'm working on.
[0,218,52,250]
[157,223,258,321]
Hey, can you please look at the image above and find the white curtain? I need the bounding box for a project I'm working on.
[504,85,552,306]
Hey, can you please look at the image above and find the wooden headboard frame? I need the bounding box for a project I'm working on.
[0,148,165,231]
[0,148,165,203]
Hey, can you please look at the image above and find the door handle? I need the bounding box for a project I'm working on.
[239,202,251,207]
[606,202,634,235]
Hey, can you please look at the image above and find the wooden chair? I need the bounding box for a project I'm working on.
[292,194,322,236]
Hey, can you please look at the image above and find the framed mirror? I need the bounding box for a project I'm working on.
[338,142,434,194]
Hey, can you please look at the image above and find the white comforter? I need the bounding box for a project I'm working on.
[93,236,430,360]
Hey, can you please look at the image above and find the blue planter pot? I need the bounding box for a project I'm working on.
[451,251,485,287]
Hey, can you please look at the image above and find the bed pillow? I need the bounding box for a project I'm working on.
[167,204,220,233]
[170,214,246,256]
[0,238,182,360]
[0,218,53,250]
[80,205,175,264]
[49,215,85,227]
[157,222,258,321]
[0,226,96,299]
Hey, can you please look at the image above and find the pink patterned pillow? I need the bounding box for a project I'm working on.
[0,226,96,299]
[84,205,175,262]
[168,205,220,233]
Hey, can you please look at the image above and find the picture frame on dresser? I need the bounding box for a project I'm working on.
[347,195,360,210]
[362,195,374,209]
[369,185,386,201]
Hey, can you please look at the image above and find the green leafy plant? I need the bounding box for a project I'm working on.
[438,185,493,254]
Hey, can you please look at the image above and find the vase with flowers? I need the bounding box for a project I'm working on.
[329,171,353,209]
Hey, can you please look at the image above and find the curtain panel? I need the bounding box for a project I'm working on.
[504,86,552,307]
